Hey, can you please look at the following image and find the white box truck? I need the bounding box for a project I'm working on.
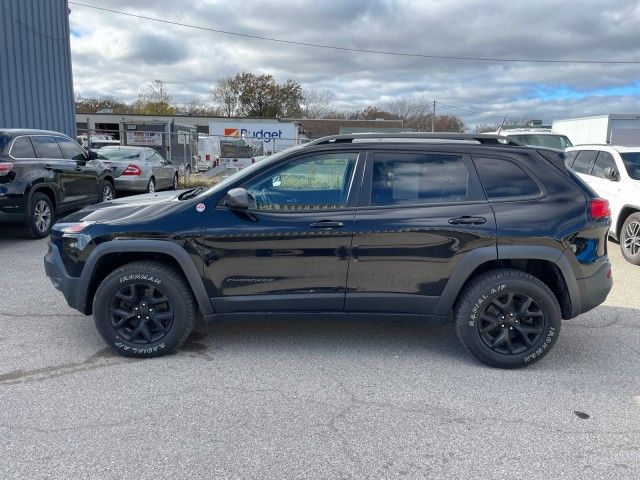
[552,114,640,146]
[208,119,300,154]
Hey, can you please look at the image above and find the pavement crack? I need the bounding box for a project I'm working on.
[0,348,130,385]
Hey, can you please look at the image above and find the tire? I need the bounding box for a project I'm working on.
[455,269,561,369]
[172,174,178,190]
[620,212,640,265]
[92,261,197,358]
[99,179,115,202]
[147,177,155,194]
[23,192,54,239]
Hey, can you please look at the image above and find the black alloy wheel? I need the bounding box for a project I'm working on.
[477,291,545,355]
[109,283,174,344]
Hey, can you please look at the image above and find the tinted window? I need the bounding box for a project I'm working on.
[244,152,358,211]
[474,157,540,199]
[31,136,63,159]
[371,153,468,206]
[620,152,640,180]
[56,136,86,161]
[10,136,36,159]
[571,150,598,174]
[509,134,572,150]
[591,152,617,179]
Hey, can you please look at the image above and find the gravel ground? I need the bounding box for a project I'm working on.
[0,226,638,479]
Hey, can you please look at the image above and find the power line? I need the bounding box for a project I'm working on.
[68,2,640,65]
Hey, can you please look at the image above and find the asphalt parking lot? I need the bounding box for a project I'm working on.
[1,227,638,479]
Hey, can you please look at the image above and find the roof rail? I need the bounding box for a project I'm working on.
[307,132,525,147]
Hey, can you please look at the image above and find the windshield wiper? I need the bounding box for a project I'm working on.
[178,187,204,200]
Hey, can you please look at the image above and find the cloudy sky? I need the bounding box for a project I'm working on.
[69,0,640,125]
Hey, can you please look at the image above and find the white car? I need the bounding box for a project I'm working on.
[565,145,640,264]
[490,128,573,150]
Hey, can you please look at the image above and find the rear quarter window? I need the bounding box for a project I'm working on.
[473,156,541,200]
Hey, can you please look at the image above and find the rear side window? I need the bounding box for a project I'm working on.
[591,152,616,179]
[370,152,469,206]
[571,150,598,174]
[56,136,86,161]
[474,157,540,200]
[10,136,36,159]
[31,136,63,159]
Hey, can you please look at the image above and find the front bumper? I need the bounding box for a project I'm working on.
[44,242,85,312]
[576,260,613,315]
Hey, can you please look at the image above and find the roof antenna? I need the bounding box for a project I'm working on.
[497,116,507,134]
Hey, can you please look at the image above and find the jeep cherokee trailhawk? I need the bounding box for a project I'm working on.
[45,133,613,368]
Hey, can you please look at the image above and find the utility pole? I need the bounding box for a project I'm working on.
[431,100,436,132]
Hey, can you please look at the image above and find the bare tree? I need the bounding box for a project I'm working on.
[210,76,241,117]
[301,88,335,118]
[380,96,430,121]
[143,80,172,103]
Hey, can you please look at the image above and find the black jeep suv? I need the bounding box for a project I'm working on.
[0,129,115,238]
[44,134,612,368]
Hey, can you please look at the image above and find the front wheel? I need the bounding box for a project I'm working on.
[99,180,114,202]
[92,261,197,357]
[620,213,640,265]
[455,269,561,369]
[172,174,178,190]
[147,177,155,194]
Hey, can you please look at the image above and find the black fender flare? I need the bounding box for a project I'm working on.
[77,240,213,316]
[433,244,580,317]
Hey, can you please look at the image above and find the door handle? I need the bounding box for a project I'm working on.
[310,220,345,229]
[44,164,54,170]
[448,216,487,225]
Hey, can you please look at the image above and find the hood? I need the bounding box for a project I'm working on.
[56,190,190,224]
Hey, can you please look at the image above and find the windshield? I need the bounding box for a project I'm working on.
[96,147,142,161]
[509,134,573,150]
[195,145,306,198]
[620,152,640,180]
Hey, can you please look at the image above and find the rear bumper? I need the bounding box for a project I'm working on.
[576,260,613,315]
[44,242,84,312]
[114,176,150,192]
[0,194,26,223]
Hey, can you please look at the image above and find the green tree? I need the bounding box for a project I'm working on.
[75,95,130,114]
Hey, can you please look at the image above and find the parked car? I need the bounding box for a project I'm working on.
[490,128,573,150]
[95,146,178,194]
[0,129,115,238]
[565,145,640,264]
[45,133,612,368]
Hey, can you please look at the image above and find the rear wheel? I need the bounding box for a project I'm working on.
[455,269,561,368]
[147,177,155,194]
[620,212,640,265]
[93,261,196,357]
[23,192,54,239]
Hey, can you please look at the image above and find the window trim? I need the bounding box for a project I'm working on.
[8,135,37,160]
[25,134,66,160]
[471,154,546,203]
[357,150,484,209]
[216,149,365,213]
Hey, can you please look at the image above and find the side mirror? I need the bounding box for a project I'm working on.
[604,166,619,181]
[224,187,249,210]
[87,150,99,160]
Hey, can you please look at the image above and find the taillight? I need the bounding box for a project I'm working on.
[0,162,14,176]
[122,163,142,176]
[251,157,256,164]
[590,198,610,220]
[205,154,210,161]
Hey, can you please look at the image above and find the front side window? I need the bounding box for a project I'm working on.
[571,150,598,174]
[30,136,63,159]
[591,151,617,179]
[244,152,358,211]
[371,152,469,206]
[620,152,640,180]
[10,136,36,159]
[474,157,540,199]
[55,136,86,161]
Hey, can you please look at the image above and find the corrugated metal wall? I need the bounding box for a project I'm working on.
[0,0,75,137]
